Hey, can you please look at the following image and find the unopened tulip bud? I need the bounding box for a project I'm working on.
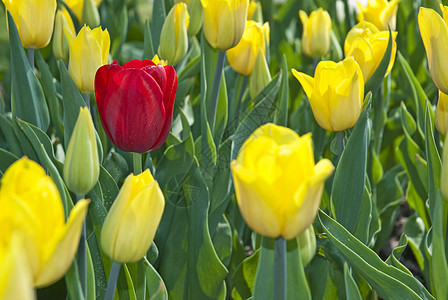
[249,49,271,99]
[299,8,332,58]
[441,133,448,201]
[297,225,316,267]
[436,91,448,136]
[176,0,203,37]
[158,3,190,65]
[64,107,100,195]
[101,170,165,263]
[53,7,76,61]
[82,0,101,28]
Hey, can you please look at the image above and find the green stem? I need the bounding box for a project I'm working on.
[105,262,122,300]
[28,49,35,70]
[273,237,287,300]
[83,93,91,111]
[336,131,345,162]
[76,195,87,299]
[235,75,248,122]
[133,153,142,175]
[208,50,226,131]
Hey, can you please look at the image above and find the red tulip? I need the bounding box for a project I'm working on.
[95,59,177,153]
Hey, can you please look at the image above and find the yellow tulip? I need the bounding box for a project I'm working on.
[299,8,331,58]
[357,0,399,31]
[231,124,334,239]
[53,6,76,61]
[436,91,448,136]
[201,0,248,50]
[101,170,165,263]
[292,57,364,132]
[344,21,397,82]
[2,0,56,49]
[158,3,190,65]
[175,0,203,37]
[64,107,100,195]
[66,25,110,93]
[441,132,448,201]
[0,235,35,300]
[65,0,102,21]
[0,158,90,287]
[418,6,448,95]
[227,20,269,75]
[152,54,168,66]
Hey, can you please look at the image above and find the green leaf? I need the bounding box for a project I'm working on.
[252,237,311,300]
[144,257,168,300]
[0,148,18,174]
[275,54,289,127]
[364,28,393,93]
[319,210,434,300]
[0,114,22,156]
[385,234,412,275]
[151,0,166,51]
[143,20,155,59]
[344,263,362,300]
[86,243,96,300]
[65,262,85,300]
[231,72,282,160]
[331,94,371,233]
[7,12,49,131]
[214,73,228,145]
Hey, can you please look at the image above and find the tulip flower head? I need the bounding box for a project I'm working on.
[66,25,110,94]
[65,0,102,21]
[231,124,334,239]
[101,170,165,263]
[419,6,448,95]
[0,157,90,287]
[227,20,269,75]
[357,0,399,31]
[292,57,364,132]
[175,0,203,37]
[299,8,332,58]
[158,3,190,65]
[201,0,249,50]
[3,0,57,49]
[344,21,397,82]
[53,6,76,61]
[95,59,177,153]
[436,91,448,136]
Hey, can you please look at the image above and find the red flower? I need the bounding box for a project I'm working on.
[95,60,177,153]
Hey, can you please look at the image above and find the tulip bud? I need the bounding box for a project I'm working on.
[299,8,332,58]
[247,1,262,21]
[201,0,248,50]
[292,57,364,132]
[297,225,316,267]
[82,0,101,28]
[418,6,448,95]
[0,157,90,287]
[436,91,448,136]
[227,20,269,75]
[0,235,35,300]
[66,25,110,93]
[53,7,76,61]
[344,21,397,82]
[65,0,103,22]
[357,0,399,31]
[64,107,100,195]
[101,170,165,263]
[176,0,203,37]
[231,124,334,239]
[158,3,190,65]
[441,133,448,201]
[2,0,57,49]
[249,49,271,99]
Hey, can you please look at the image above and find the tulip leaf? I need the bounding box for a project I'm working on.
[214,73,228,145]
[275,54,289,127]
[231,72,282,160]
[385,234,412,275]
[144,257,168,300]
[65,262,86,300]
[344,263,362,300]
[364,28,393,94]
[7,12,50,132]
[86,243,96,300]
[0,113,22,156]
[252,237,312,300]
[318,210,434,300]
[143,20,155,59]
[230,248,260,299]
[0,148,18,174]
[151,0,166,51]
[331,93,371,234]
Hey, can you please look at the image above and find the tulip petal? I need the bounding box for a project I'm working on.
[291,69,314,99]
[122,59,156,69]
[101,69,165,153]
[34,199,90,287]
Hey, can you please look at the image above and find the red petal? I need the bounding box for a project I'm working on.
[142,64,167,96]
[122,59,155,69]
[150,65,177,150]
[101,68,166,153]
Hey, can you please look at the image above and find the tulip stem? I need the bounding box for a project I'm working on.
[337,131,345,161]
[76,195,87,299]
[28,49,35,70]
[133,153,142,175]
[208,50,226,131]
[274,237,287,300]
[83,93,91,111]
[105,262,122,300]
[235,76,248,122]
